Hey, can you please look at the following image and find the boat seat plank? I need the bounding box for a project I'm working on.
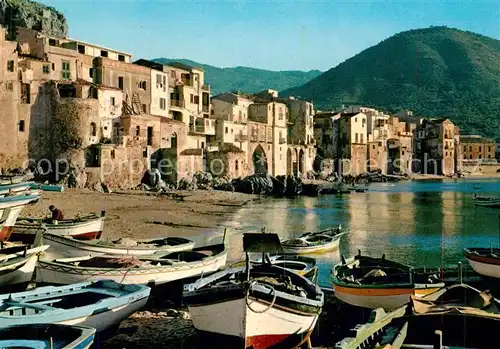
[1,300,55,312]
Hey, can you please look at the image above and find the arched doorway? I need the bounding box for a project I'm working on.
[299,149,305,176]
[252,145,268,175]
[286,148,292,176]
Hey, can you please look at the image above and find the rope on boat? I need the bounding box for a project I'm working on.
[245,281,277,314]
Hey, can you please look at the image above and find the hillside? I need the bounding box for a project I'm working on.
[152,58,322,96]
[0,0,68,39]
[282,26,500,139]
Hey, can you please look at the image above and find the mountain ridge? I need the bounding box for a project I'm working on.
[151,57,322,95]
[282,26,500,139]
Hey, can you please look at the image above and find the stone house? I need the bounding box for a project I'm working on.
[413,118,459,176]
[336,112,368,175]
[460,135,496,162]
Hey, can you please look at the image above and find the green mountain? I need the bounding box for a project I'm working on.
[152,58,322,96]
[282,26,500,140]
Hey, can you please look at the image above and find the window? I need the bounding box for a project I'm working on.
[110,97,115,106]
[78,45,85,54]
[89,68,93,78]
[355,133,359,143]
[489,146,492,152]
[470,155,473,159]
[118,76,124,90]
[479,146,482,152]
[90,122,97,136]
[147,127,153,146]
[362,119,366,127]
[139,81,147,91]
[360,134,363,143]
[355,118,358,123]
[190,94,194,103]
[135,126,140,136]
[171,133,177,148]
[235,160,239,171]
[5,82,13,91]
[239,110,242,121]
[469,146,472,151]
[7,60,14,72]
[21,83,30,104]
[42,65,50,74]
[463,146,467,152]
[171,71,176,78]
[194,95,199,104]
[160,98,166,110]
[111,150,116,159]
[372,145,375,150]
[61,60,71,80]
[201,142,205,149]
[231,128,233,134]
[52,63,55,71]
[18,120,25,132]
[479,154,482,159]
[225,127,228,134]
[156,74,162,85]
[402,151,405,156]
[118,55,125,62]
[101,50,108,57]
[142,104,147,113]
[49,39,57,46]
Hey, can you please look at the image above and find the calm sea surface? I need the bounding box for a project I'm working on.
[225,178,500,288]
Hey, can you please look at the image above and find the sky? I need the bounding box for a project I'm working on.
[37,0,499,72]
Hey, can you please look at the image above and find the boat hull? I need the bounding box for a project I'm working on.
[14,217,104,241]
[332,283,442,310]
[0,251,39,292]
[0,195,40,241]
[282,238,340,255]
[0,282,150,333]
[42,233,196,259]
[189,297,318,349]
[36,251,228,286]
[465,255,500,278]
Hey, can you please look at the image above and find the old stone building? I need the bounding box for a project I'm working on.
[413,118,459,176]
[336,112,368,175]
[460,135,496,161]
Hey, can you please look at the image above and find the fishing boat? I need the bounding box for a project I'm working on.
[472,194,500,207]
[335,283,500,349]
[0,324,96,349]
[464,247,500,279]
[281,226,345,255]
[13,211,106,241]
[0,182,34,196]
[0,233,49,292]
[41,233,196,259]
[184,233,324,349]
[0,194,40,241]
[36,242,228,286]
[230,254,318,284]
[331,252,446,310]
[0,174,32,186]
[0,280,150,334]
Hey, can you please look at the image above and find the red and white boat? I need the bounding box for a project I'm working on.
[464,247,500,278]
[183,233,324,349]
[0,194,40,241]
[13,212,106,241]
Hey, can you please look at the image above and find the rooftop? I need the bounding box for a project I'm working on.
[165,61,204,72]
[460,135,495,143]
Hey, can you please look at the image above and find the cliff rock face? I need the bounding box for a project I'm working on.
[0,0,68,39]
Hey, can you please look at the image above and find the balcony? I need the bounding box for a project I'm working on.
[171,99,185,108]
[235,133,248,142]
[279,138,286,145]
[189,119,216,135]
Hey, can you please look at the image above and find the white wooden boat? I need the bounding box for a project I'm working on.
[41,233,196,258]
[0,182,33,196]
[331,252,446,310]
[0,235,49,292]
[464,247,500,278]
[281,226,346,254]
[0,174,32,186]
[36,243,228,286]
[184,233,324,349]
[14,212,106,241]
[336,283,500,349]
[473,194,500,207]
[0,324,96,349]
[0,280,150,334]
[0,194,40,241]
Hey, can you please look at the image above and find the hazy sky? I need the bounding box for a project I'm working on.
[37,0,499,71]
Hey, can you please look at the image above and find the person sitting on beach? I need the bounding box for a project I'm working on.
[48,205,64,221]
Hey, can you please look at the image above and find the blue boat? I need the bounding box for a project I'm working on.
[0,324,96,349]
[0,280,150,335]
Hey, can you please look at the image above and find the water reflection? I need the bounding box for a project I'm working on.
[229,179,500,287]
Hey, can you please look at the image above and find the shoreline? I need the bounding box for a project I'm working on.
[22,188,259,244]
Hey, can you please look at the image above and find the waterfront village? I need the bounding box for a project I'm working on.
[1,25,499,189]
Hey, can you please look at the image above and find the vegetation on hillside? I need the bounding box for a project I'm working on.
[282,26,500,139]
[152,58,322,96]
